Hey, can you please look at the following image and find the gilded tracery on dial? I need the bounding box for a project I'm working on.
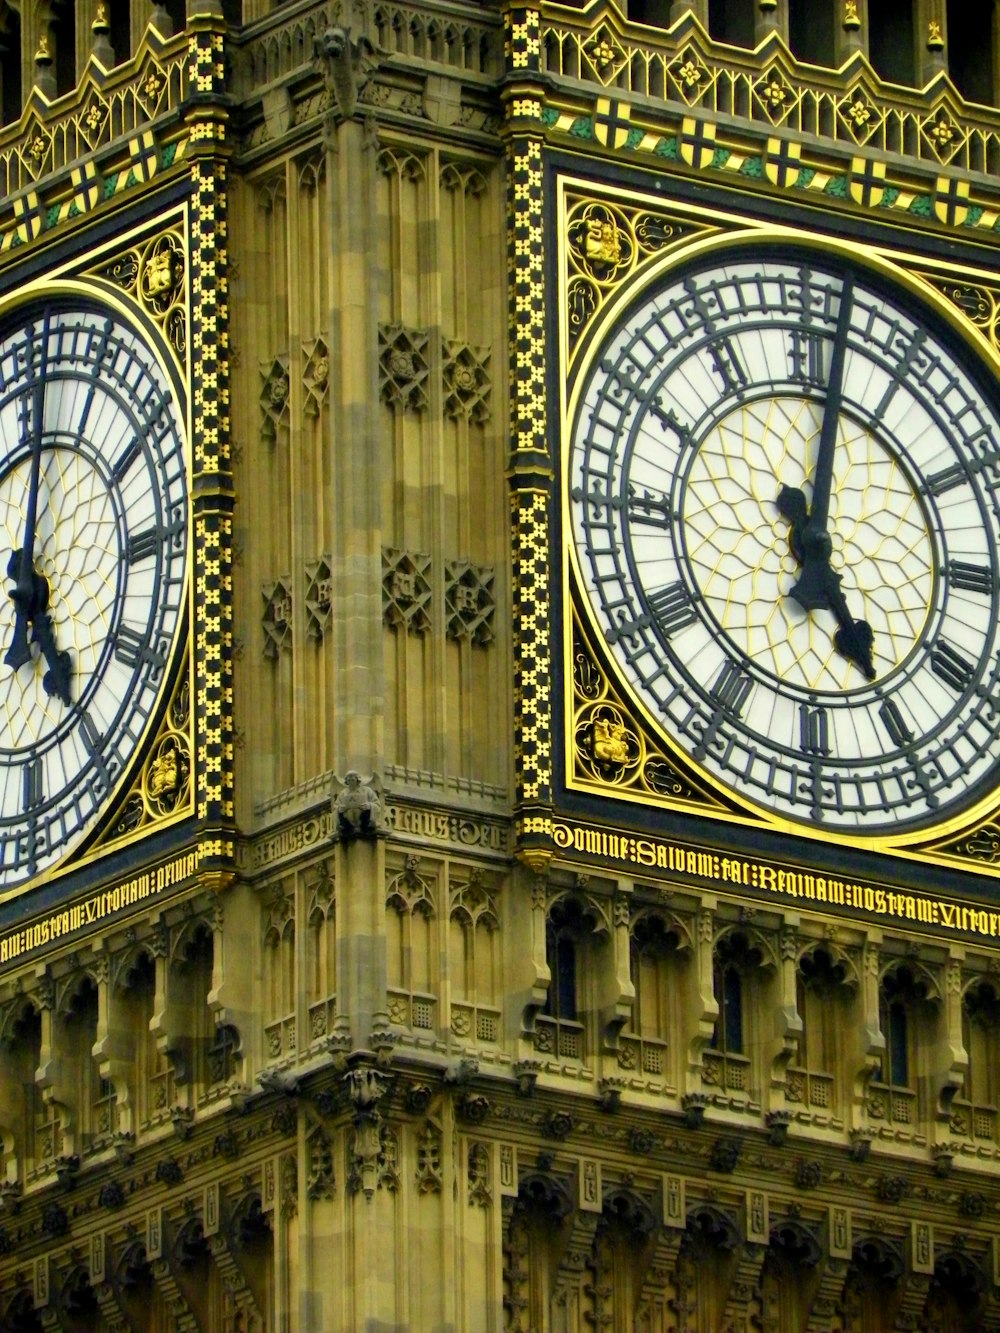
[686,396,934,692]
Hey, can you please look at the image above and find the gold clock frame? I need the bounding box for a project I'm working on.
[556,172,1000,876]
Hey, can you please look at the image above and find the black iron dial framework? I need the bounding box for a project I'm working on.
[567,239,1000,838]
[0,294,188,892]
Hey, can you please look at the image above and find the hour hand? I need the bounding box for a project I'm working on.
[776,485,875,680]
[776,485,834,611]
[4,550,46,673]
[31,607,72,706]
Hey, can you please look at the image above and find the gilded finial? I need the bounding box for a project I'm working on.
[927,19,944,51]
[759,0,778,9]
[843,0,861,31]
[34,33,52,64]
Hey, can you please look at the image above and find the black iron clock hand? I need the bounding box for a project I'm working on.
[5,377,47,673]
[31,602,72,706]
[4,370,73,702]
[776,275,875,679]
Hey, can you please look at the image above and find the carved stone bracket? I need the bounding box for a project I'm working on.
[333,772,387,843]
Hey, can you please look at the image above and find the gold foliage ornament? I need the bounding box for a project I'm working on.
[565,196,701,358]
[112,670,192,840]
[571,622,714,806]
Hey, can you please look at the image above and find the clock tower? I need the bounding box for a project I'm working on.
[1,1,1000,1330]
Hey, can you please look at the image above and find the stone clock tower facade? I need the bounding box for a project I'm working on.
[1,0,1000,1329]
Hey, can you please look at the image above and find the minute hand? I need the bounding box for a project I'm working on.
[784,274,854,612]
[5,377,46,672]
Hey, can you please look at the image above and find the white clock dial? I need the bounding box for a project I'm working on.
[569,245,1000,834]
[0,298,188,889]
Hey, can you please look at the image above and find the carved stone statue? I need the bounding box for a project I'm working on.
[333,771,386,842]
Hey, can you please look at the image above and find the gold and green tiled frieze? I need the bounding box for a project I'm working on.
[544,99,1000,238]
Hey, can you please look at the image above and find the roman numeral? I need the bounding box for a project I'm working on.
[930,640,975,693]
[879,697,913,749]
[947,561,992,594]
[79,710,102,754]
[922,463,966,496]
[788,330,824,386]
[628,486,672,530]
[127,528,159,564]
[709,338,749,397]
[799,705,830,756]
[709,658,753,718]
[22,757,42,812]
[646,581,697,639]
[113,434,143,482]
[114,625,152,669]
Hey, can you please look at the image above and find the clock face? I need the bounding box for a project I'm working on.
[0,297,188,889]
[568,243,1000,835]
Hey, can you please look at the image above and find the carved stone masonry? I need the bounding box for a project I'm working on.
[304,556,333,642]
[262,577,293,658]
[333,772,387,842]
[301,336,330,416]
[378,325,430,412]
[443,340,492,422]
[345,1067,392,1199]
[314,25,381,123]
[259,356,290,443]
[382,548,432,634]
[445,560,496,645]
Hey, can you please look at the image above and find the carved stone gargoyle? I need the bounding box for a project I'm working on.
[314,25,382,121]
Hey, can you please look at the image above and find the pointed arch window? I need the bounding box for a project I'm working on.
[621,913,683,1086]
[870,964,930,1130]
[704,932,763,1098]
[789,947,853,1117]
[0,6,22,127]
[952,979,1000,1145]
[946,0,995,105]
[536,896,604,1062]
[788,0,836,68]
[0,1002,41,1181]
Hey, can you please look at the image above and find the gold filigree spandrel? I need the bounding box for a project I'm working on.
[90,228,187,365]
[915,273,1000,357]
[565,195,702,358]
[930,820,1000,867]
[570,616,719,808]
[106,667,192,844]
